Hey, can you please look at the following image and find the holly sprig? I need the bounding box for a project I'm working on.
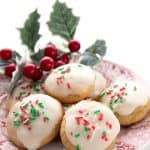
[18,9,41,52]
[0,0,107,94]
[47,0,80,41]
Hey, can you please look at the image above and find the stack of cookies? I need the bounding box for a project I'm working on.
[6,63,150,150]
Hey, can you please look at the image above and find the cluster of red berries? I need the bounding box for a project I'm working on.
[0,40,80,80]
[0,48,16,77]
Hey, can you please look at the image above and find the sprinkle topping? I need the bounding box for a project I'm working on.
[13,100,50,130]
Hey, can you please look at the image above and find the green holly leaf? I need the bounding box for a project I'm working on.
[30,49,44,65]
[80,52,100,67]
[8,61,25,94]
[47,0,80,41]
[80,39,107,67]
[18,9,41,52]
[85,40,106,57]
[13,51,22,60]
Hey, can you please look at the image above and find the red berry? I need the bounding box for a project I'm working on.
[0,48,13,60]
[60,54,70,64]
[32,67,43,81]
[44,44,58,59]
[54,60,65,68]
[4,63,16,77]
[68,40,80,52]
[23,63,37,79]
[40,56,54,71]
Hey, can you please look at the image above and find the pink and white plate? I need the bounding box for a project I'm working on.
[0,60,150,150]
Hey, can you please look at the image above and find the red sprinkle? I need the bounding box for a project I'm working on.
[37,110,40,116]
[35,99,39,104]
[83,119,90,126]
[98,113,103,121]
[70,131,73,136]
[0,121,6,127]
[28,127,32,131]
[20,115,27,120]
[29,100,33,107]
[87,135,90,139]
[66,83,71,89]
[75,117,83,125]
[61,70,70,74]
[41,85,45,90]
[78,110,84,114]
[56,77,63,85]
[106,121,112,129]
[20,84,32,90]
[113,84,118,88]
[117,93,122,98]
[120,87,126,91]
[88,127,91,131]
[106,91,111,95]
[91,125,95,130]
[23,119,29,126]
[20,106,26,113]
[101,135,108,141]
[43,117,47,122]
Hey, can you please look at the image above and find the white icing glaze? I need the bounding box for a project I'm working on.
[101,80,150,115]
[89,71,106,98]
[44,63,95,98]
[10,94,62,150]
[65,100,120,150]
[10,82,45,107]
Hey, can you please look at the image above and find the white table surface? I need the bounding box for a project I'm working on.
[0,0,150,83]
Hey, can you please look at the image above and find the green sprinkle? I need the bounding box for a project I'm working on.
[102,130,107,135]
[99,92,106,99]
[133,86,137,91]
[84,126,88,133]
[23,103,28,108]
[119,98,123,103]
[42,112,45,115]
[109,103,113,110]
[13,112,19,117]
[94,109,101,114]
[74,133,81,138]
[17,91,26,99]
[30,107,37,118]
[45,116,50,121]
[30,117,36,122]
[124,93,128,96]
[76,144,80,150]
[13,121,20,127]
[114,98,119,103]
[57,67,65,72]
[38,102,44,109]
[32,82,40,92]
[109,89,114,93]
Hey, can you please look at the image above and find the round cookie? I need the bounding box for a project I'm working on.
[89,71,106,99]
[6,82,45,110]
[44,63,95,103]
[100,80,150,125]
[60,100,120,150]
[6,94,63,150]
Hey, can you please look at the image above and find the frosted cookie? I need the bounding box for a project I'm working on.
[100,80,150,125]
[60,100,120,150]
[89,71,106,99]
[44,63,95,103]
[6,94,63,150]
[6,82,45,110]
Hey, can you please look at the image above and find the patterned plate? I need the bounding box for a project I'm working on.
[0,60,150,150]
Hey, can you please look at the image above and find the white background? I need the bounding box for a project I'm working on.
[0,0,150,82]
